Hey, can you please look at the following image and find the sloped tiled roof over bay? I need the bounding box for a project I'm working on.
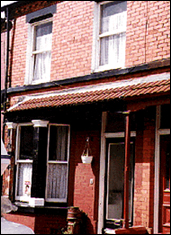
[8,73,170,112]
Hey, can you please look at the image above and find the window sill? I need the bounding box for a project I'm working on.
[93,65,125,73]
[14,201,68,214]
[31,79,50,85]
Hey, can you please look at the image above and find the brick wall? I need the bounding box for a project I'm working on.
[10,16,27,88]
[1,32,6,135]
[134,115,155,228]
[9,1,94,88]
[51,1,94,80]
[74,164,96,234]
[126,1,170,67]
[1,32,6,90]
[4,212,67,234]
[8,1,170,88]
[70,129,100,234]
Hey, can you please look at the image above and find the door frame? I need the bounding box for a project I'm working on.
[97,112,136,233]
[153,105,170,234]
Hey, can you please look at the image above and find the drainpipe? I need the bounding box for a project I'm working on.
[123,111,131,229]
[2,6,10,142]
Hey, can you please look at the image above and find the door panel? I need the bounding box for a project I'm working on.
[159,135,170,234]
[105,138,135,229]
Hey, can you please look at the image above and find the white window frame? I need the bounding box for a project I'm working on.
[45,124,70,203]
[15,122,70,204]
[15,123,33,202]
[25,17,53,85]
[92,1,127,72]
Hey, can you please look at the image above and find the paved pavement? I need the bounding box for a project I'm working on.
[1,217,35,234]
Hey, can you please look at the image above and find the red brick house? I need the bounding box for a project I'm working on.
[1,1,170,234]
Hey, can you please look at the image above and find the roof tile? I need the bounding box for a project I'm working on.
[8,78,170,112]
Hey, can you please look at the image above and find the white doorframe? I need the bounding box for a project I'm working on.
[97,111,136,233]
[97,112,107,234]
[153,106,170,234]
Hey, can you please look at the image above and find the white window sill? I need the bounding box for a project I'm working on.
[14,201,68,210]
[92,65,125,73]
[31,79,50,85]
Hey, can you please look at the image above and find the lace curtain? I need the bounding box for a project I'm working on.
[100,2,127,67]
[100,32,126,66]
[33,22,52,82]
[47,164,67,199]
[17,163,32,197]
[47,126,68,201]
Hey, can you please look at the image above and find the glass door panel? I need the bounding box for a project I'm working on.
[105,139,134,228]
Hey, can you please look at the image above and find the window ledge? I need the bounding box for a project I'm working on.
[14,202,68,214]
[15,201,68,209]
[93,65,125,73]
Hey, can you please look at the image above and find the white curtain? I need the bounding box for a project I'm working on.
[17,163,32,197]
[100,37,109,66]
[33,22,52,82]
[100,32,126,67]
[100,10,126,67]
[47,164,67,199]
[47,126,68,200]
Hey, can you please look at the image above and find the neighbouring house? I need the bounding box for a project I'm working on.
[1,1,170,234]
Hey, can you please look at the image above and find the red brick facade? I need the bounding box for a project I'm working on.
[8,1,170,88]
[134,119,155,228]
[1,1,170,234]
[126,1,170,66]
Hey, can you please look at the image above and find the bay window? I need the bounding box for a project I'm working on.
[15,124,34,201]
[15,122,70,204]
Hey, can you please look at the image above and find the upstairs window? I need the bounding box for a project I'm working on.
[32,21,52,83]
[26,18,52,84]
[93,1,127,72]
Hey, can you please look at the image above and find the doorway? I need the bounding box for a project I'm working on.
[159,134,170,234]
[154,105,170,234]
[104,138,135,229]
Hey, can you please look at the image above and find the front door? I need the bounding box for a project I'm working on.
[159,134,170,234]
[105,138,135,229]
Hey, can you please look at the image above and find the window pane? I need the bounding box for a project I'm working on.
[107,143,125,220]
[101,1,127,34]
[100,32,126,66]
[107,142,134,221]
[35,28,52,51]
[100,37,109,66]
[49,126,68,161]
[47,164,67,199]
[32,21,52,82]
[19,126,34,160]
[160,104,170,129]
[33,51,51,81]
[17,163,32,197]
[36,22,52,37]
